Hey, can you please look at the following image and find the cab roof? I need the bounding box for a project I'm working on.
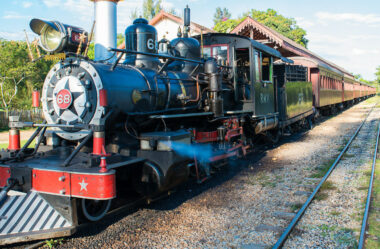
[193,33,292,63]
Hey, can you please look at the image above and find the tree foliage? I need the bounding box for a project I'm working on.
[355,73,377,87]
[86,34,124,60]
[246,9,308,47]
[375,66,380,84]
[214,8,309,48]
[0,39,52,110]
[143,0,162,20]
[213,7,231,25]
[130,8,139,21]
[214,19,242,33]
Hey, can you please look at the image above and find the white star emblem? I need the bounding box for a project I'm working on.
[79,179,88,191]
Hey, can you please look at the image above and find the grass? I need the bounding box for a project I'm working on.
[342,153,355,159]
[337,138,349,151]
[310,158,336,178]
[330,210,341,216]
[0,140,36,149]
[290,202,303,212]
[246,171,277,188]
[45,238,64,248]
[365,160,380,249]
[315,192,329,201]
[315,180,337,201]
[320,180,337,191]
[318,225,358,248]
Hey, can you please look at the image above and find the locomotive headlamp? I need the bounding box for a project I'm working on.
[30,18,88,54]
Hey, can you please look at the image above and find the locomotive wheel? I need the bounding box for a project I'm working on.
[80,198,111,222]
[306,117,313,130]
[266,129,280,144]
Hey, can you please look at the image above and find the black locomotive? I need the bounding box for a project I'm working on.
[0,5,327,245]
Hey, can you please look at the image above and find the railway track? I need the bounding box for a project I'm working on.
[358,109,379,249]
[272,102,379,249]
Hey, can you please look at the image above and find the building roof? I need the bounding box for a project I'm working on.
[149,10,215,34]
[230,16,353,77]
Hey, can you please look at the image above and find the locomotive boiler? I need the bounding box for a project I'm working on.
[0,2,316,245]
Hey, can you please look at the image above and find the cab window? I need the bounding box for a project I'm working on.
[203,44,229,66]
[254,52,260,82]
[254,51,273,82]
[261,54,273,82]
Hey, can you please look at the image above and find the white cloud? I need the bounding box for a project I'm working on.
[41,0,62,8]
[294,17,314,28]
[0,31,35,41]
[307,30,380,80]
[2,11,29,20]
[40,0,145,32]
[316,12,380,25]
[22,1,33,8]
[161,0,174,10]
[352,48,380,56]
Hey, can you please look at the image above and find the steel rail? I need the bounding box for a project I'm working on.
[358,117,380,249]
[272,103,377,249]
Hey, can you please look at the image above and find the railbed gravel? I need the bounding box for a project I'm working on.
[26,98,377,249]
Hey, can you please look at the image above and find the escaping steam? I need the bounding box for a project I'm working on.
[162,141,214,162]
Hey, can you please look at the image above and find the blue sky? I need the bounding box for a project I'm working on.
[1,0,380,80]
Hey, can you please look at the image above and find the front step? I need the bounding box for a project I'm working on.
[0,191,76,245]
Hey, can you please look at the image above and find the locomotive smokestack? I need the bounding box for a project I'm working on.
[184,5,190,27]
[183,5,190,38]
[91,0,121,62]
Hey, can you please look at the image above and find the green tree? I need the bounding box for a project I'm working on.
[247,9,308,47]
[86,33,124,60]
[214,8,308,48]
[354,73,375,86]
[130,8,140,21]
[143,0,162,20]
[375,66,380,84]
[214,19,242,33]
[0,39,52,110]
[213,7,231,25]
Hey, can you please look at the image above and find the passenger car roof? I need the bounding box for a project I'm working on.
[288,56,343,76]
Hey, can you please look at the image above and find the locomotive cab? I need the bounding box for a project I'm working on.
[195,33,286,116]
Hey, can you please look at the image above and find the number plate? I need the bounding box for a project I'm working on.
[56,89,73,109]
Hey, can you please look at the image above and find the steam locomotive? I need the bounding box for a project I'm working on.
[0,2,374,245]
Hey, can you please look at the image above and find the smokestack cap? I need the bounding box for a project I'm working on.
[133,18,148,25]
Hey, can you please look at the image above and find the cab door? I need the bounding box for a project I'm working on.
[252,50,275,115]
